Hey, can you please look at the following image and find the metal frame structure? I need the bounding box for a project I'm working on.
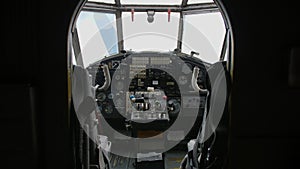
[83,2,218,12]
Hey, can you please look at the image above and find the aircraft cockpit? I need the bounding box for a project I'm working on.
[70,0,233,169]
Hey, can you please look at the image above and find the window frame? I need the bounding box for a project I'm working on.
[76,1,230,64]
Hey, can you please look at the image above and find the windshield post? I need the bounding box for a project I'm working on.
[116,11,124,52]
[177,12,184,52]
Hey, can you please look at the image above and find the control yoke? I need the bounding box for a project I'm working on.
[192,67,208,94]
[97,64,111,91]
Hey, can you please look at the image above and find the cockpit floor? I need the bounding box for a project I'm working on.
[109,150,186,169]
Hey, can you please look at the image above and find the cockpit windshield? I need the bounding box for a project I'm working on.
[75,0,227,67]
[122,12,180,52]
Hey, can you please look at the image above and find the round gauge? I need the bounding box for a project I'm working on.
[96,92,106,102]
[107,93,113,99]
[178,75,188,85]
[168,99,181,116]
[115,74,121,80]
[112,61,120,69]
[104,104,113,114]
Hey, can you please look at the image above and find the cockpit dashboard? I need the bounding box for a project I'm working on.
[88,51,210,140]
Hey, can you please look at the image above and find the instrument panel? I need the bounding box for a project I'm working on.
[92,52,209,130]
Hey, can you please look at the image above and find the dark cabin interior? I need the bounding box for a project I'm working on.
[1,0,300,169]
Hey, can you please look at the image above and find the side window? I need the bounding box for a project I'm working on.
[182,12,226,63]
[76,11,118,67]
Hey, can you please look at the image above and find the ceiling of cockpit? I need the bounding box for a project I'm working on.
[88,0,214,5]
